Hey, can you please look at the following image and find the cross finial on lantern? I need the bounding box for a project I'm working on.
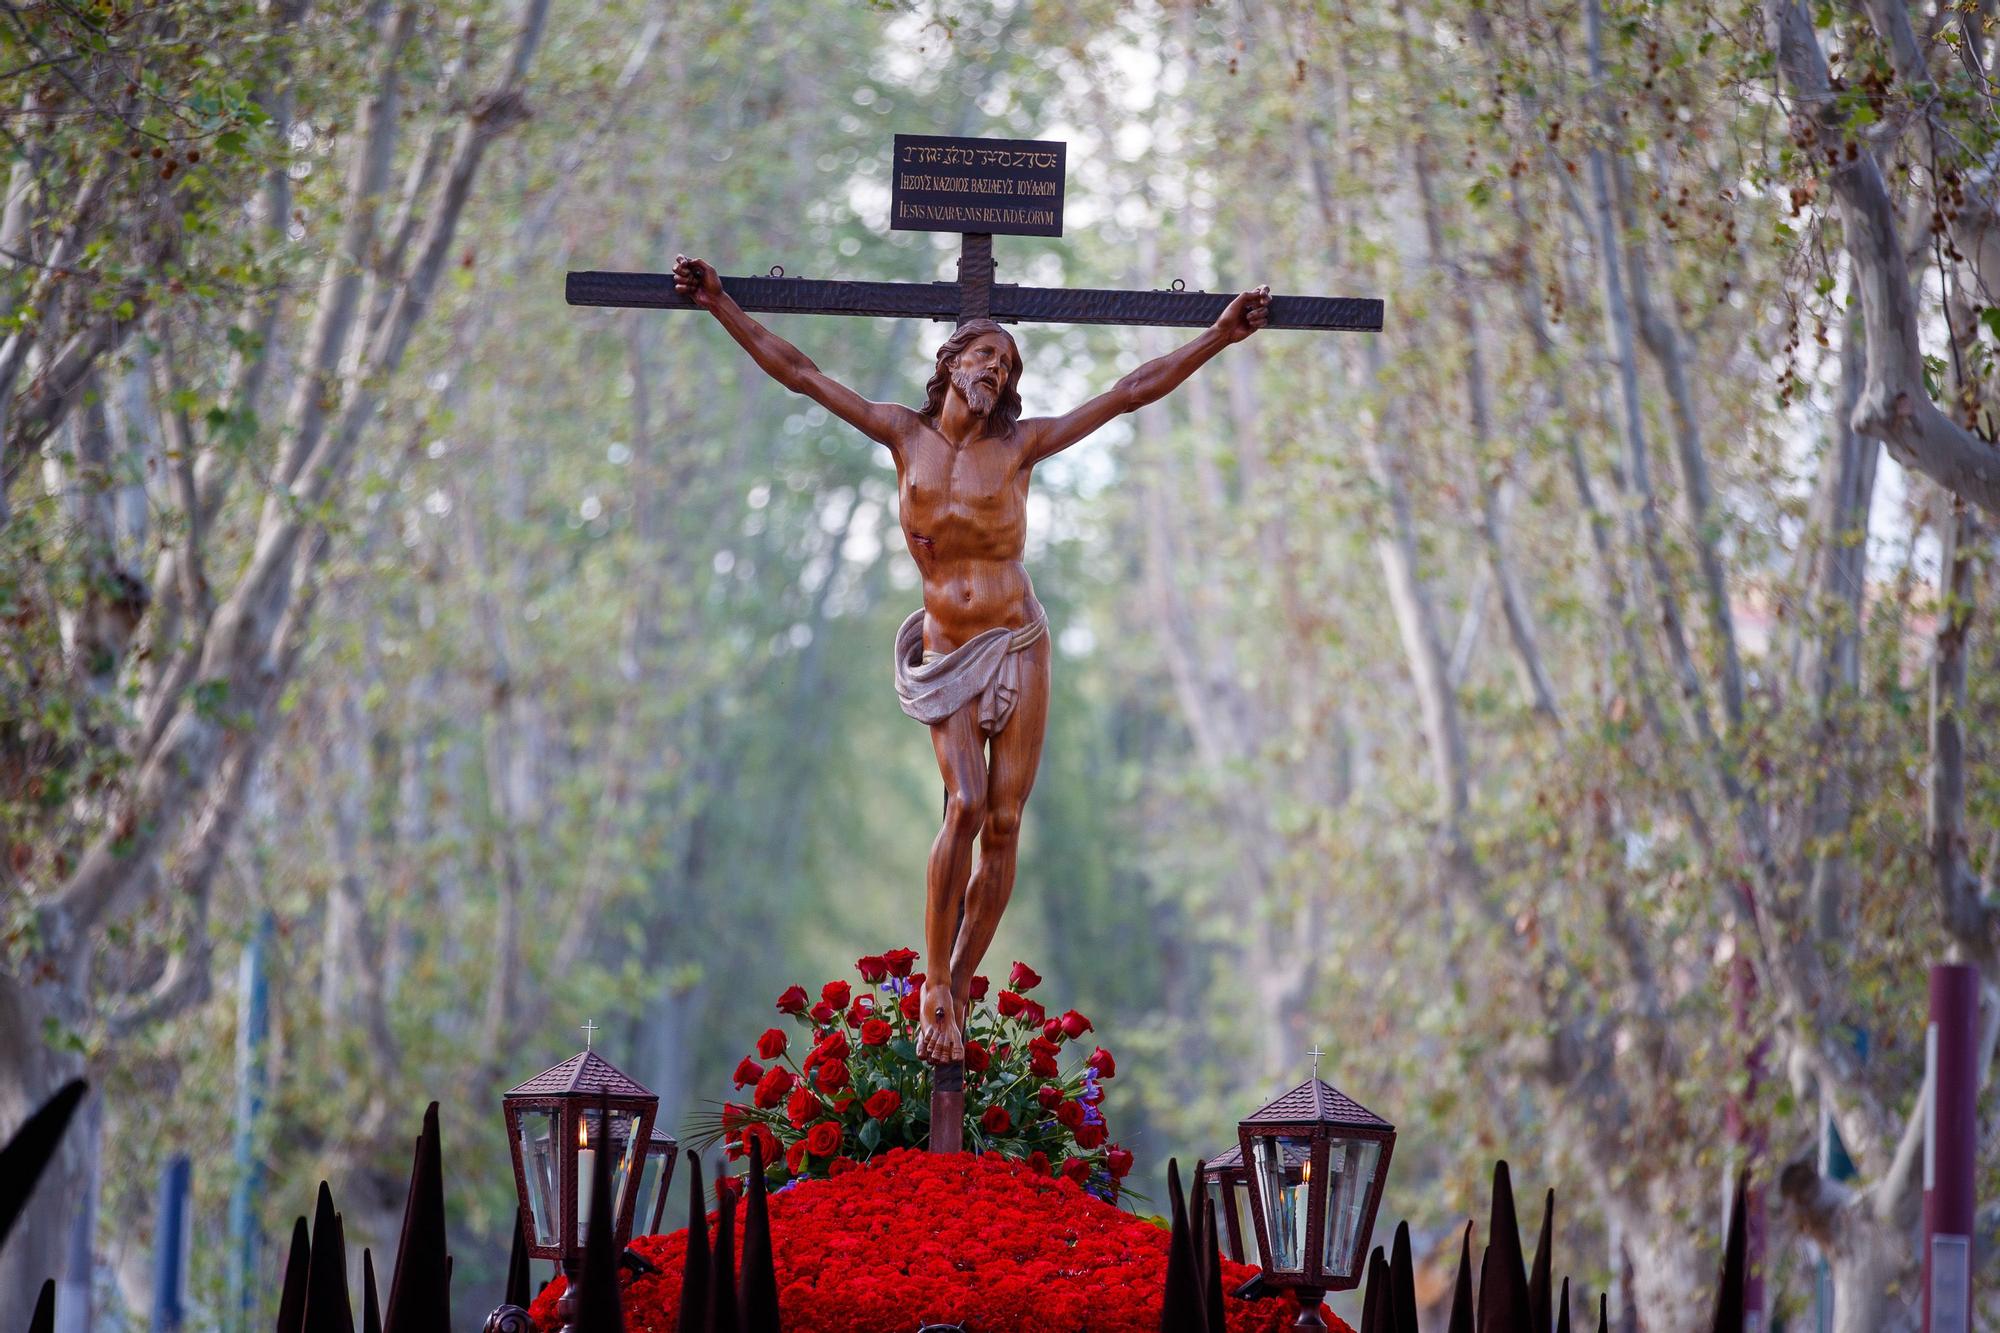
[581,1019,598,1050]
[1308,1045,1326,1079]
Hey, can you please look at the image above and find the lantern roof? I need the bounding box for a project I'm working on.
[505,1048,654,1100]
[1240,1077,1391,1130]
[1206,1144,1243,1170]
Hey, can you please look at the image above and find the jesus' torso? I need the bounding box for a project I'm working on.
[894,422,1042,652]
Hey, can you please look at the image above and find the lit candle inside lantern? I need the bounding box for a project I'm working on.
[1295,1157,1311,1265]
[576,1119,595,1237]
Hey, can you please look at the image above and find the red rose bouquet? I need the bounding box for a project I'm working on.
[695,951,1131,1199]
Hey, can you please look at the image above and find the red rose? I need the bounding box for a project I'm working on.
[1030,1050,1059,1079]
[1020,1000,1047,1027]
[864,1089,902,1119]
[828,1156,859,1177]
[815,1059,850,1092]
[743,1123,780,1165]
[1042,1019,1064,1043]
[1062,1156,1091,1183]
[756,1028,788,1059]
[1037,1085,1063,1111]
[980,1106,1012,1134]
[1055,1099,1085,1130]
[883,948,919,977]
[1074,1122,1107,1150]
[805,1121,842,1157]
[732,1057,765,1088]
[809,1001,835,1024]
[1029,1035,1060,1059]
[822,980,851,1009]
[1106,1145,1134,1178]
[814,1031,850,1062]
[1009,961,1043,991]
[775,985,809,1014]
[785,1140,809,1175]
[785,1086,820,1129]
[856,954,889,983]
[963,1040,991,1073]
[899,992,921,1021]
[861,1018,892,1046]
[968,975,989,1000]
[1087,1047,1116,1079]
[996,990,1025,1018]
[1060,1009,1093,1039]
[715,1174,743,1200]
[720,1102,749,1135]
[832,1092,857,1114]
[1026,1151,1050,1175]
[753,1066,795,1109]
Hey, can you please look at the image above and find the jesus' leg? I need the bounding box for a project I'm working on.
[918,704,987,1064]
[951,638,1051,1012]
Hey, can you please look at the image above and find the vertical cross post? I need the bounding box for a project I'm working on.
[927,230,992,1157]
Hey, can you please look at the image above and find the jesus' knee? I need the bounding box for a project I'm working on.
[943,784,987,840]
[981,802,1022,849]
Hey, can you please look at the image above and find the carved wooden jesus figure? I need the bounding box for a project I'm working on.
[672,255,1270,1063]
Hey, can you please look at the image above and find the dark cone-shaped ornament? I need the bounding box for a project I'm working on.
[706,1171,740,1333]
[276,1216,311,1333]
[739,1137,782,1333]
[1709,1172,1748,1333]
[1389,1220,1420,1333]
[1444,1223,1474,1333]
[1160,1158,1202,1333]
[1597,1293,1610,1333]
[574,1094,625,1333]
[1478,1162,1530,1333]
[27,1279,54,1333]
[1357,1245,1389,1333]
[678,1153,711,1333]
[383,1103,451,1333]
[1198,1173,1226,1333]
[361,1249,382,1333]
[1556,1277,1573,1333]
[0,1079,85,1253]
[302,1183,355,1333]
[1529,1188,1555,1333]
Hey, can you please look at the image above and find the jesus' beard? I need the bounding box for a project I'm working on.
[951,364,999,417]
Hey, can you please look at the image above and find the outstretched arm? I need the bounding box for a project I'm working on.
[673,256,918,450]
[1020,286,1270,464]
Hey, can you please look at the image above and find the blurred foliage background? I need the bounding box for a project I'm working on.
[3,0,1999,1328]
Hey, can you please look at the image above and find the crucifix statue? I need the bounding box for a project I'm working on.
[666,253,1269,1068]
[567,133,1381,1141]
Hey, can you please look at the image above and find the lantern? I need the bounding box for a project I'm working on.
[502,1036,659,1328]
[1197,1145,1256,1266]
[1237,1072,1395,1330]
[638,1125,680,1236]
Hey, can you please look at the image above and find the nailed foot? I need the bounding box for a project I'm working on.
[915,977,964,1064]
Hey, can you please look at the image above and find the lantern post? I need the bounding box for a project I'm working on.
[1237,1062,1396,1331]
[497,1027,661,1333]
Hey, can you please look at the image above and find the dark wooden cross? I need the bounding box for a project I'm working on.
[566,229,1382,335]
[565,136,1381,1157]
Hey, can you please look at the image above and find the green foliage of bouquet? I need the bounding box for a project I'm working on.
[695,950,1133,1200]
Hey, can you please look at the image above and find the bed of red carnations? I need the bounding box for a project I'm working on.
[527,1148,1345,1333]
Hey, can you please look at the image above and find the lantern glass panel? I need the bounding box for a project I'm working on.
[575,1107,642,1241]
[1233,1179,1258,1264]
[517,1110,560,1246]
[1205,1176,1239,1264]
[1319,1137,1382,1280]
[1250,1135,1313,1273]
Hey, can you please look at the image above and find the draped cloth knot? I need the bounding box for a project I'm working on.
[893,609,1048,737]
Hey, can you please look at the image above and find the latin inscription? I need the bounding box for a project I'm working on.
[891,134,1066,238]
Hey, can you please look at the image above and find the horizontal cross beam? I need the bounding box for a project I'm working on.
[564,270,1384,333]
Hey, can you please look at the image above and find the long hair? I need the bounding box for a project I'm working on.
[919,319,1023,428]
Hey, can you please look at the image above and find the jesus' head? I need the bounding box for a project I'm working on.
[921,318,1023,427]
